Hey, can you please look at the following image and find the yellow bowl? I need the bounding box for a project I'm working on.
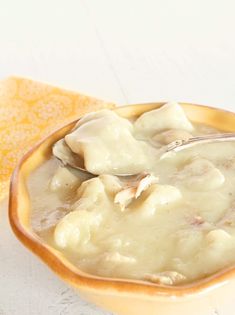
[9,103,235,315]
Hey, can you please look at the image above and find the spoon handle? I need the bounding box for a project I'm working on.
[160,133,235,158]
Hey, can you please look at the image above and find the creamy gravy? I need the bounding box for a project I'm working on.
[28,103,235,286]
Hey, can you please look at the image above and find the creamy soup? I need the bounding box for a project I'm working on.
[28,102,235,286]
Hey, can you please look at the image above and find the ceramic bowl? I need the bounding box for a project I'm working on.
[9,103,235,315]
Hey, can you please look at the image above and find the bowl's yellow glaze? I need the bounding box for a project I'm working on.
[9,103,235,315]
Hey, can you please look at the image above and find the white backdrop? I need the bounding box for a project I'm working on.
[1,0,235,314]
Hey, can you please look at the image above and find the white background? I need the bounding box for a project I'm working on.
[1,0,235,314]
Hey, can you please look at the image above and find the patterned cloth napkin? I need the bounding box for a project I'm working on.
[0,77,115,201]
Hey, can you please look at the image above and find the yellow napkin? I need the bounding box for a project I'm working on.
[0,77,115,201]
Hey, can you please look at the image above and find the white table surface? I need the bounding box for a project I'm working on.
[1,0,235,314]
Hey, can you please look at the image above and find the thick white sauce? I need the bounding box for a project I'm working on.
[28,103,235,286]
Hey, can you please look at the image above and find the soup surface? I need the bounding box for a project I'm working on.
[28,102,235,286]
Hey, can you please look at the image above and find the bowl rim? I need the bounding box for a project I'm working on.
[8,102,235,298]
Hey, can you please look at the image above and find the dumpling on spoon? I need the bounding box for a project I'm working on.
[62,110,156,175]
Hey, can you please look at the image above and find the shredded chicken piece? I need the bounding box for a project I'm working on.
[190,215,204,226]
[114,173,158,210]
[135,174,159,198]
[114,187,136,211]
[102,252,136,264]
[145,271,186,285]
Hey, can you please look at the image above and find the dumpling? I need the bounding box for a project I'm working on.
[174,158,225,191]
[50,166,81,192]
[54,210,102,250]
[54,175,122,251]
[206,229,231,245]
[197,229,233,275]
[134,102,194,136]
[64,110,156,175]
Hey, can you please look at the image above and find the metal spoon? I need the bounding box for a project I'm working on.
[53,133,235,177]
[159,132,235,159]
